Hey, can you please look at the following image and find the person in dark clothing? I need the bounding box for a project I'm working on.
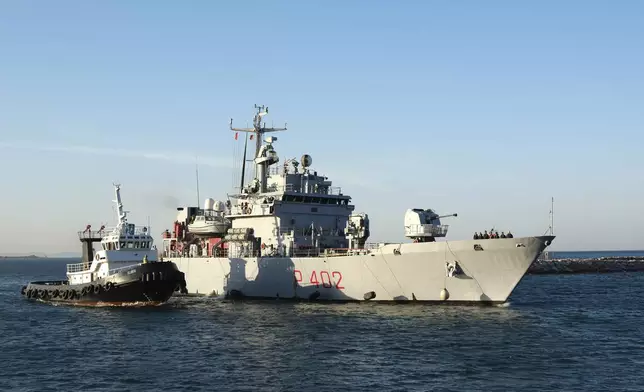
[500,232,506,238]
[506,231,513,238]
[483,230,490,239]
[474,232,480,240]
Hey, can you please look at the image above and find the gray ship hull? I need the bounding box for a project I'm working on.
[167,236,554,303]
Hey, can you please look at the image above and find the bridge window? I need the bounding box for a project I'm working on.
[134,241,140,248]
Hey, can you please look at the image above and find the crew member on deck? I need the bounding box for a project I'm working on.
[474,232,480,240]
[143,254,148,264]
[507,231,513,238]
[483,230,490,239]
[501,232,507,238]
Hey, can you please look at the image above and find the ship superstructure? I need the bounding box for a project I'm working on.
[162,105,554,303]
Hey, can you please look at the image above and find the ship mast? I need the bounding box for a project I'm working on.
[239,132,249,191]
[113,183,128,226]
[230,105,287,188]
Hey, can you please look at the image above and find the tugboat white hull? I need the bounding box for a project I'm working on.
[168,236,553,303]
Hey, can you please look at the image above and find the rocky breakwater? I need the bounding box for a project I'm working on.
[529,256,644,275]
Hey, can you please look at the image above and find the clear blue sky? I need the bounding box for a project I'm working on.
[1,0,642,254]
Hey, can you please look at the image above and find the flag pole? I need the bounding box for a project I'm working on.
[195,156,200,206]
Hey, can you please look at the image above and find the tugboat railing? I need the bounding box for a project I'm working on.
[78,225,151,240]
[78,231,107,241]
[66,262,88,273]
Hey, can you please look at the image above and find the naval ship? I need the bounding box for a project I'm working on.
[21,184,187,305]
[161,105,554,304]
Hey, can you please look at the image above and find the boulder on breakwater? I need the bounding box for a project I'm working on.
[529,256,644,275]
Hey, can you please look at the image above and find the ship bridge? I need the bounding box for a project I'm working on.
[223,105,369,258]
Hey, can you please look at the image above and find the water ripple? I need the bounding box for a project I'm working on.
[1,259,644,391]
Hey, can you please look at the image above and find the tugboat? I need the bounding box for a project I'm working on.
[20,183,188,305]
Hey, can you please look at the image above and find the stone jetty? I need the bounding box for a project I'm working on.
[529,256,644,275]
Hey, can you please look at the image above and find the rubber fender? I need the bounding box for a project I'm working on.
[363,291,376,300]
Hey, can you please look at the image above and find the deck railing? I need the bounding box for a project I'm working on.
[66,262,88,273]
[264,182,343,196]
[77,230,107,241]
[404,224,449,237]
[78,225,151,239]
[275,227,342,237]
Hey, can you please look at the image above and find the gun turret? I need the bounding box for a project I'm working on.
[403,209,456,243]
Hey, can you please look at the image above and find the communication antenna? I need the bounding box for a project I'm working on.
[195,157,201,207]
[549,197,554,235]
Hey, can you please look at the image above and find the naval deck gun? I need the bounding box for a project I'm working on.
[404,208,458,243]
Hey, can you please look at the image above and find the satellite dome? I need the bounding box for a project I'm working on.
[213,200,226,212]
[204,198,215,210]
[300,154,312,168]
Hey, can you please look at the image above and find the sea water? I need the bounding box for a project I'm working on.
[1,257,643,391]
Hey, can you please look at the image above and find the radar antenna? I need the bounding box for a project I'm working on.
[230,104,287,161]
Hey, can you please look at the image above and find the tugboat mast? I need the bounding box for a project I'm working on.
[113,183,128,226]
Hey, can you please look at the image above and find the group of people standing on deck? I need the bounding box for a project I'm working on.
[474,230,513,240]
